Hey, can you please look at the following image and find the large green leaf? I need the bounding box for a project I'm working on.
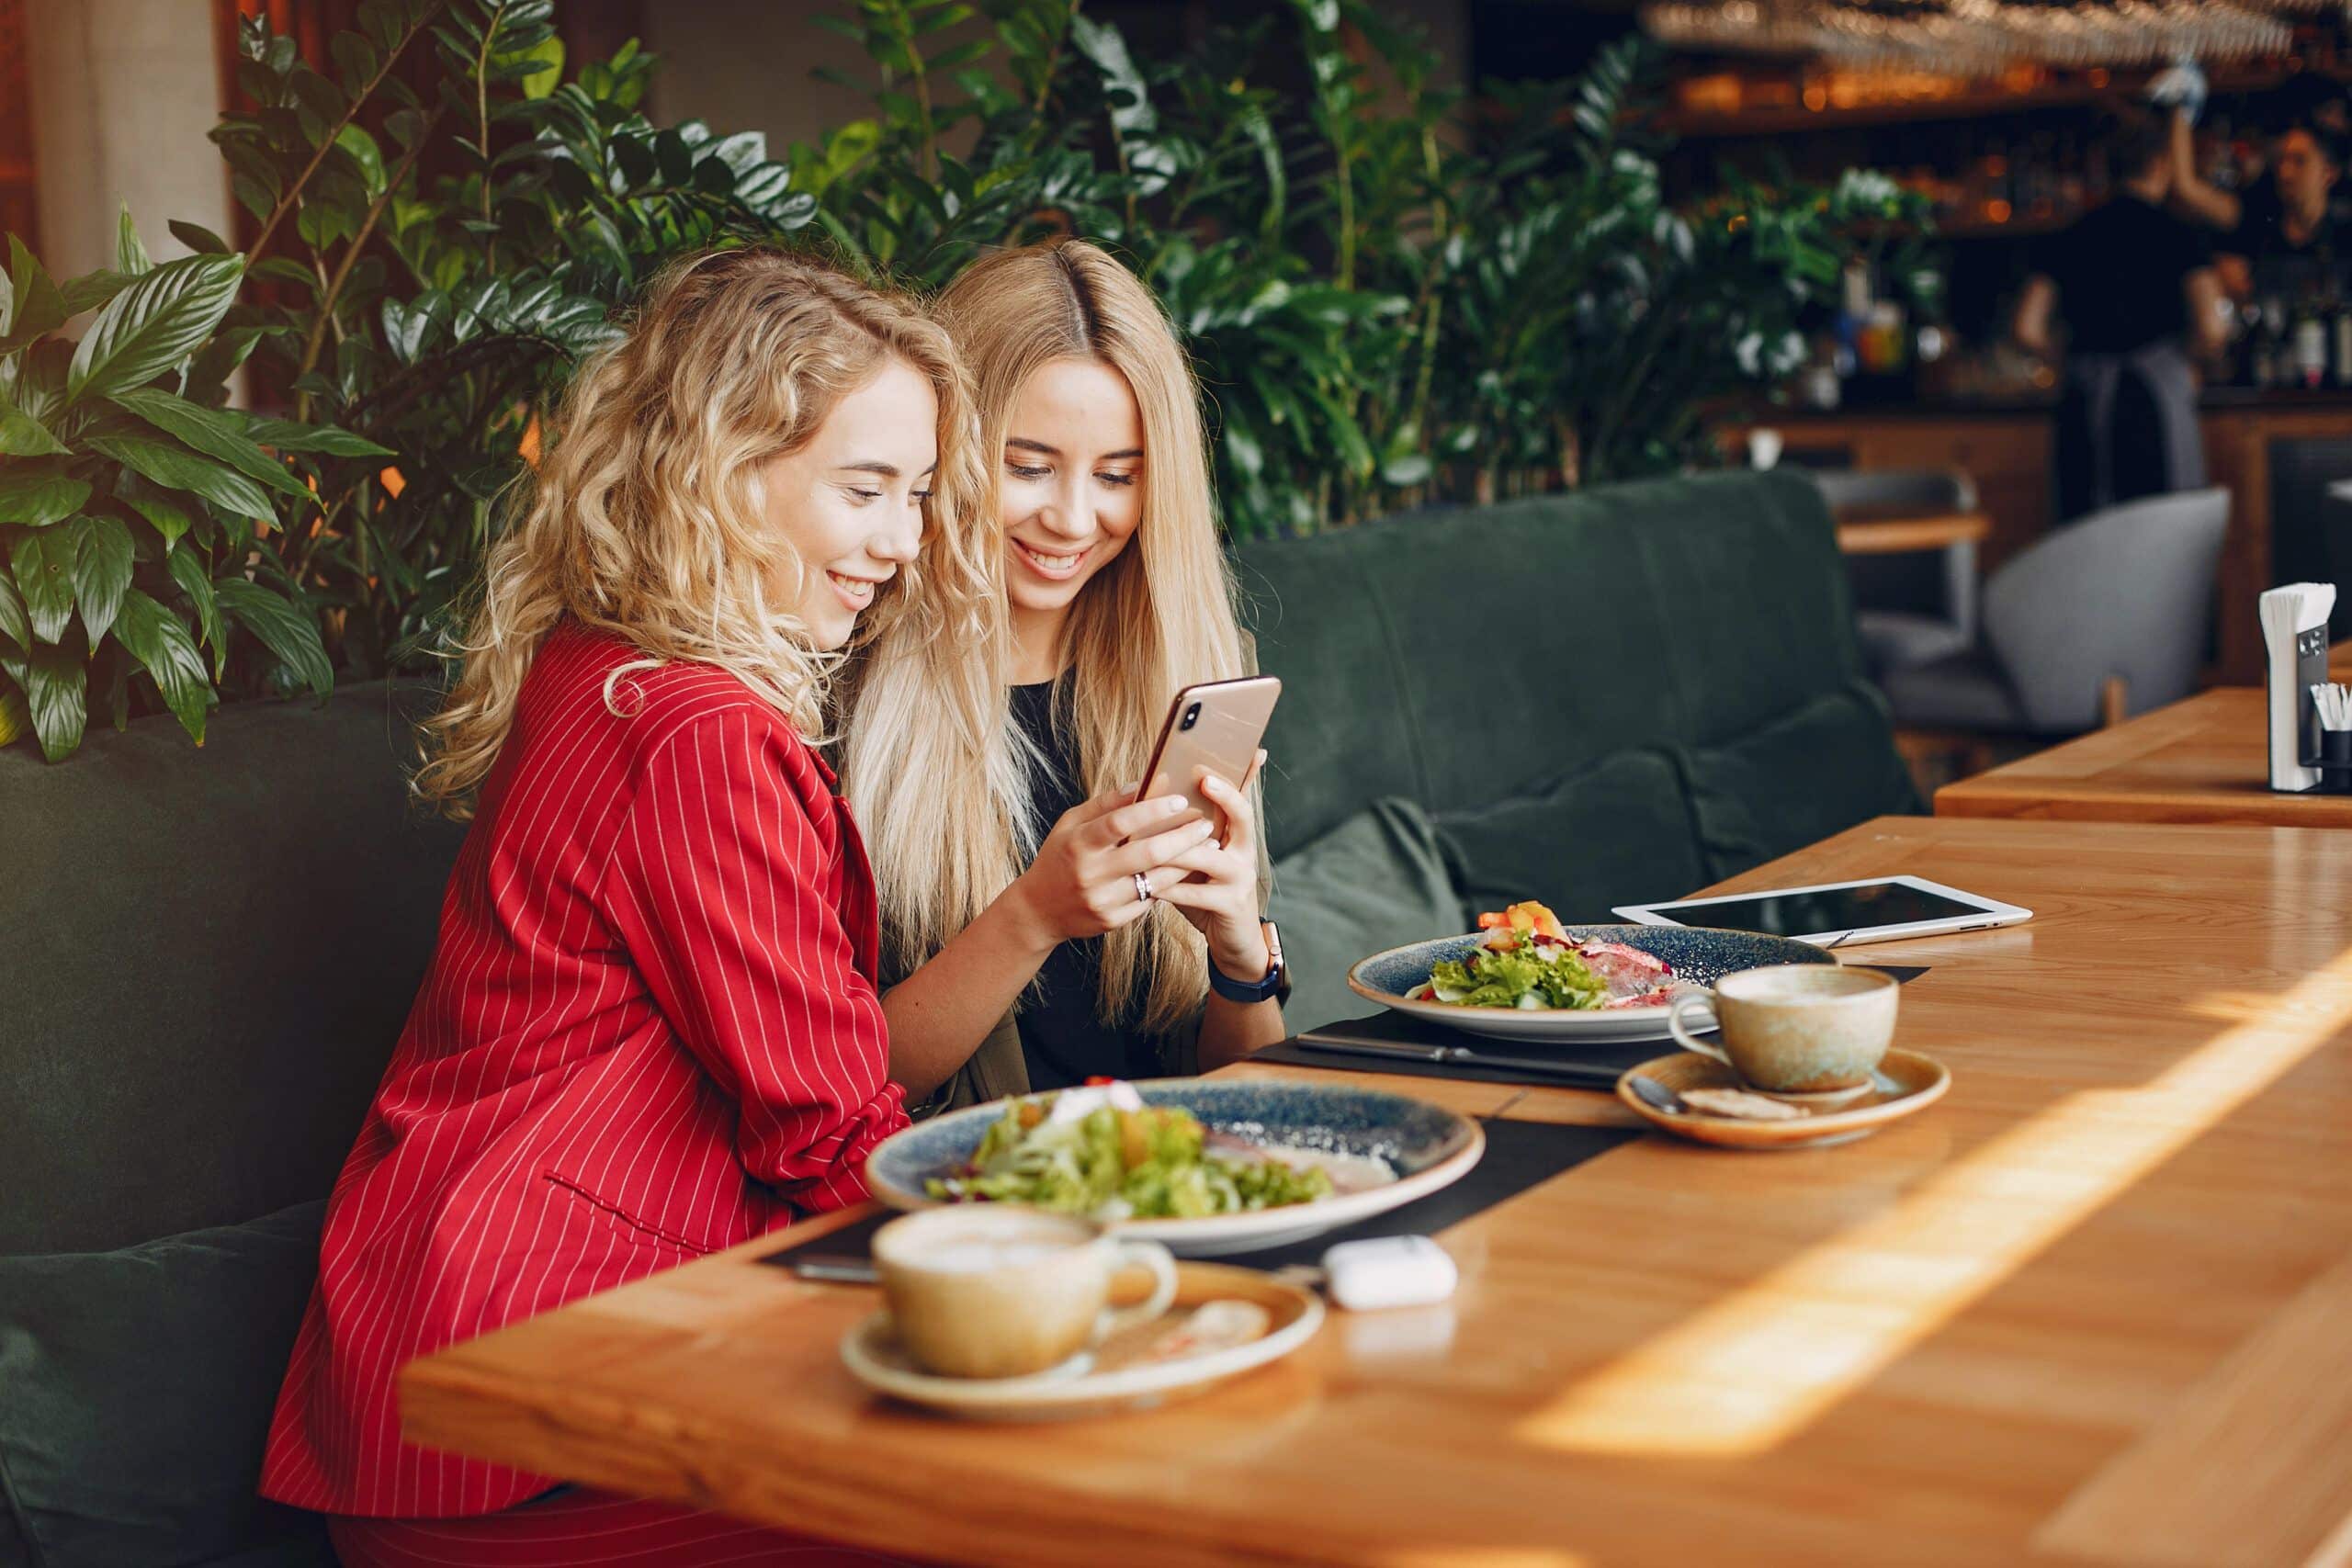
[60,270,137,318]
[1,236,69,346]
[66,513,134,646]
[515,35,564,98]
[86,431,276,524]
[336,123,389,197]
[108,387,317,503]
[118,482,195,548]
[8,645,85,761]
[9,527,75,641]
[112,588,210,743]
[0,679,27,748]
[0,407,67,456]
[0,566,27,649]
[167,219,233,256]
[242,415,394,457]
[64,253,244,404]
[164,547,223,676]
[0,468,91,527]
[116,205,153,276]
[216,577,332,696]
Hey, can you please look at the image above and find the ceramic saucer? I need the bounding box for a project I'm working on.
[842,1262,1322,1421]
[1616,1047,1950,1150]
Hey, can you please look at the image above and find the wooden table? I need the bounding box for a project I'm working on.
[1834,510,1993,557]
[401,817,2352,1567]
[1936,686,2352,828]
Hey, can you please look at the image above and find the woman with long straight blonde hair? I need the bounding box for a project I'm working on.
[260,245,987,1564]
[843,237,1283,1108]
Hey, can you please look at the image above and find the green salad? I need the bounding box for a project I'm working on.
[924,1093,1334,1219]
[1425,942,1610,1010]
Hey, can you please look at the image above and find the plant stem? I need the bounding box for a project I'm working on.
[1332,119,1355,292]
[1401,118,1449,462]
[243,2,445,265]
[1032,1,1078,118]
[902,8,938,184]
[295,113,442,423]
[475,2,512,242]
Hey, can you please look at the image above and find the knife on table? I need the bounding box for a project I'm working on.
[1295,1034,1626,1089]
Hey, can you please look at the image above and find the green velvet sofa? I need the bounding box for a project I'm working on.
[0,468,1915,1566]
[1250,469,1921,1032]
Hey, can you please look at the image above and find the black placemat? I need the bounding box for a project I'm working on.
[758,1117,1630,1275]
[1254,964,1930,1091]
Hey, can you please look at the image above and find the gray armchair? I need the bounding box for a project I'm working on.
[1809,468,1981,678]
[1881,488,2229,735]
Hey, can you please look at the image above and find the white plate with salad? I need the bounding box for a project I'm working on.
[863,1078,1485,1257]
[1348,900,1838,1044]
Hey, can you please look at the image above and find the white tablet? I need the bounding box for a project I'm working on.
[1612,875,2031,948]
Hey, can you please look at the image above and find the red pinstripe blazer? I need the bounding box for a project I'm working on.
[259,624,907,1518]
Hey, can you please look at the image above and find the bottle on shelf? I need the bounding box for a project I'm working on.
[2332,288,2352,388]
[2260,294,2290,389]
[2294,292,2328,390]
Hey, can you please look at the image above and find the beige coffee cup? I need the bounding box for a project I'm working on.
[872,1206,1178,1380]
[1667,964,1898,1100]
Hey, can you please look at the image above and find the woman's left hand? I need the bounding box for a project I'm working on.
[1153,751,1272,986]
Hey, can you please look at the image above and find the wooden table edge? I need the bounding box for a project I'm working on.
[1834,513,1991,556]
[394,1055,1619,1568]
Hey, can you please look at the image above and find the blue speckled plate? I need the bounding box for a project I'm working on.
[864,1078,1485,1257]
[1348,925,1838,1044]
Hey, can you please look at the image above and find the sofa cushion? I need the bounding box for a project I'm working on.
[0,683,462,1256]
[1329,497,1679,812]
[1236,470,1871,863]
[1267,798,1461,1034]
[1233,537,1426,859]
[1622,470,1866,745]
[0,1201,334,1568]
[1682,682,1922,879]
[1433,749,1709,926]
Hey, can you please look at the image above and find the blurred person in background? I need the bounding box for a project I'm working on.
[2168,105,2344,302]
[2014,106,2225,521]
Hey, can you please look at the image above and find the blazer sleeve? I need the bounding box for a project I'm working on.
[610,707,906,1212]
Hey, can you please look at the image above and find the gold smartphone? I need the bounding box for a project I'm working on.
[1136,676,1283,829]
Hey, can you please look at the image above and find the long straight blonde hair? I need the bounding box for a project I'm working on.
[415,245,997,817]
[843,238,1255,1034]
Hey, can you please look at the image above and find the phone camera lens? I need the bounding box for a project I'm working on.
[1180,703,1202,731]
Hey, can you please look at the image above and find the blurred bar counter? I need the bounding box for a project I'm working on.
[1723,390,2352,682]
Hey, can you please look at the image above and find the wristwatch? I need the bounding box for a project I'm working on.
[1208,920,1288,1005]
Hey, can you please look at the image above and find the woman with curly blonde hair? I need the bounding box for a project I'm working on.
[259,246,988,1564]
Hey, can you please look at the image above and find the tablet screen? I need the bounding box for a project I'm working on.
[1648,880,1986,937]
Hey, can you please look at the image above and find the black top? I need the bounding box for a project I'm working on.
[1008,679,1169,1090]
[2031,195,2213,355]
[2230,183,2343,299]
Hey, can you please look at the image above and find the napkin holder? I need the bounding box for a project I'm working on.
[2263,583,2337,793]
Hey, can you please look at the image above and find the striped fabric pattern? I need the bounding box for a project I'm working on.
[260,623,908,1521]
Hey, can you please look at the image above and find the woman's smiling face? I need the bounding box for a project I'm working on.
[756,355,937,651]
[998,356,1145,621]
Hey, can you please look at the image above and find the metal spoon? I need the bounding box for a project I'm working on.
[1624,1075,1690,1115]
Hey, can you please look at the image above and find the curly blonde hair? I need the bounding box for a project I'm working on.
[414,245,998,817]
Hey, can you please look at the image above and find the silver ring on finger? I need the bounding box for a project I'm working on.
[1133,871,1154,906]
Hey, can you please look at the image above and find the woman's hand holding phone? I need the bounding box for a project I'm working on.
[1151,752,1271,982]
[1007,784,1219,950]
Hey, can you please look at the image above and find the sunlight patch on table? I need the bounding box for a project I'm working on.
[1516,949,2352,1458]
